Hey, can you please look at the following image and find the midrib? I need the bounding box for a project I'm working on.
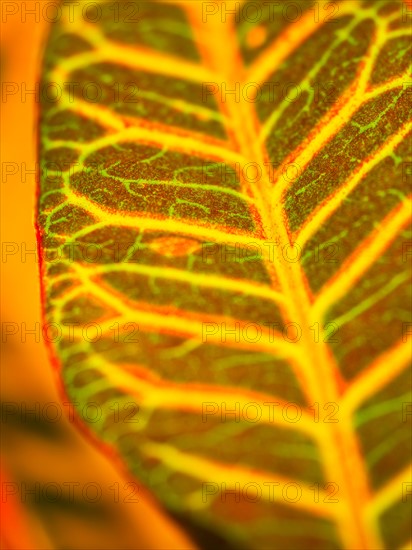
[189,6,382,549]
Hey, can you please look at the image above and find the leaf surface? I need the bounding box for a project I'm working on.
[37,1,412,548]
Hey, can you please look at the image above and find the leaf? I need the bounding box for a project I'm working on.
[37,1,412,548]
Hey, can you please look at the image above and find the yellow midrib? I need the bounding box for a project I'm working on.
[185,4,382,548]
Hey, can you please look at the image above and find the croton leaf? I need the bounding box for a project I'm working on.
[37,0,411,548]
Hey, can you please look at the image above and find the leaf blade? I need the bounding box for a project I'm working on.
[38,1,412,548]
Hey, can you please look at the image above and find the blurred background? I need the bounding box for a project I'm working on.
[0,2,195,548]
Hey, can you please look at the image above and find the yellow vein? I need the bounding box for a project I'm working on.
[70,266,300,359]
[296,122,412,248]
[258,8,377,144]
[187,6,381,547]
[247,0,361,85]
[341,340,411,415]
[50,63,226,131]
[65,192,263,246]
[94,358,320,438]
[59,18,218,83]
[140,442,336,518]
[47,73,237,158]
[186,4,320,403]
[74,126,245,166]
[365,464,412,518]
[365,71,412,101]
[269,22,397,206]
[100,174,256,205]
[313,199,411,319]
[48,96,125,132]
[331,271,409,328]
[75,262,286,307]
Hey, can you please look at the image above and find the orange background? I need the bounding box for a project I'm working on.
[0,3,194,548]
